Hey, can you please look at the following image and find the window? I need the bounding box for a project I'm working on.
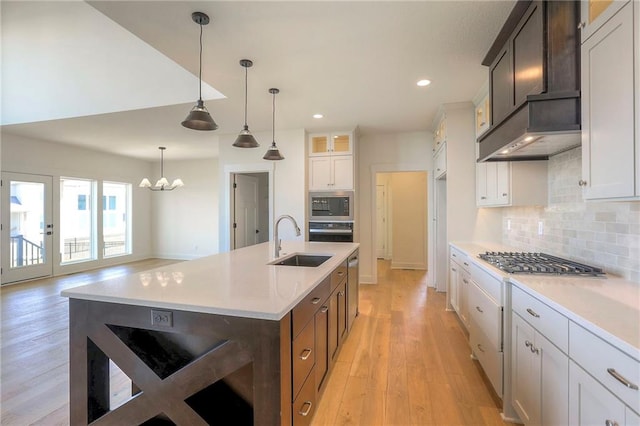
[102,182,131,258]
[61,178,95,263]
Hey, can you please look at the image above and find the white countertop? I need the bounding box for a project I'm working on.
[61,241,359,321]
[451,242,640,360]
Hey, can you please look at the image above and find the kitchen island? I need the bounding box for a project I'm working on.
[62,241,359,426]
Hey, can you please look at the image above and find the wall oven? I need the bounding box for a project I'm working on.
[309,191,353,221]
[308,222,353,242]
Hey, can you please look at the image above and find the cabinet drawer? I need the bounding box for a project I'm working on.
[292,318,316,400]
[470,262,503,304]
[330,262,348,292]
[512,285,568,353]
[470,321,503,397]
[450,247,470,272]
[292,275,330,338]
[293,365,316,426]
[468,281,502,349]
[569,321,640,412]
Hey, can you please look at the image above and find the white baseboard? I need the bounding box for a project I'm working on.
[390,261,427,270]
[360,274,375,284]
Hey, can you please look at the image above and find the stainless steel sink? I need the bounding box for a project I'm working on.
[269,254,331,267]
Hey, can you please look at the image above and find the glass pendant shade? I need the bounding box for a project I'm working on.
[263,88,284,161]
[233,59,259,148]
[182,12,218,132]
[139,178,152,188]
[182,99,218,131]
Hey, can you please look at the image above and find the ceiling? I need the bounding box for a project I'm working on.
[1,1,514,160]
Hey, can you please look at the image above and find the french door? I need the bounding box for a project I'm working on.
[1,172,54,284]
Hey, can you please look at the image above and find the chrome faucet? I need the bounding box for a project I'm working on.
[274,214,301,258]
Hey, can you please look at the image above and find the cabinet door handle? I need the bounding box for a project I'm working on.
[311,297,321,305]
[607,368,639,390]
[480,196,487,200]
[462,279,469,284]
[476,306,483,313]
[320,306,328,313]
[337,271,344,276]
[476,344,485,353]
[525,340,532,348]
[300,348,312,361]
[605,421,619,426]
[577,21,586,30]
[578,179,588,187]
[502,193,508,197]
[463,262,469,267]
[339,291,345,297]
[526,308,540,318]
[299,401,313,416]
[451,267,457,272]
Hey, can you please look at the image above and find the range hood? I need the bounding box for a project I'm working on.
[477,0,581,162]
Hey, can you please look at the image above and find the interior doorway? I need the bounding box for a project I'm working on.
[374,171,428,271]
[231,172,269,250]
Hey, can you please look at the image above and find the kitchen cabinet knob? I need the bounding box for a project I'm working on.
[607,368,639,390]
[299,401,313,417]
[462,279,469,284]
[605,421,619,426]
[451,267,457,272]
[320,306,328,313]
[577,21,586,30]
[476,344,485,353]
[502,193,508,197]
[300,348,312,360]
[481,196,487,200]
[311,297,321,305]
[475,306,484,313]
[339,291,345,297]
[525,340,532,348]
[578,179,588,187]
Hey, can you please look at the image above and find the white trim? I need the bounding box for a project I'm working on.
[370,163,431,286]
[222,163,275,252]
[390,262,427,270]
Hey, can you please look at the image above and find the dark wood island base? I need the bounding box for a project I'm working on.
[69,299,292,425]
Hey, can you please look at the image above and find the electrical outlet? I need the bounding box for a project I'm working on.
[537,220,544,235]
[151,309,173,327]
[507,219,511,231]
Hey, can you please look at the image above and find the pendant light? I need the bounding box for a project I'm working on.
[263,88,285,161]
[233,59,259,148]
[139,147,184,191]
[181,12,218,131]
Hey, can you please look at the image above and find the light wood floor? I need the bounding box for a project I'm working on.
[311,260,506,426]
[1,259,505,425]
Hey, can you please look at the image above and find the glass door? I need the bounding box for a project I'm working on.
[1,172,53,284]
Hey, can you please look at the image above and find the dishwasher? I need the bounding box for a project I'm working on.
[347,250,359,331]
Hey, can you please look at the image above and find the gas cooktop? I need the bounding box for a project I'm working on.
[478,252,605,276]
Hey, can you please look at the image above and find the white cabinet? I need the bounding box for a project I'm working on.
[476,161,548,207]
[569,361,630,426]
[475,93,490,137]
[469,262,504,397]
[309,132,353,156]
[308,155,353,190]
[579,0,630,42]
[434,143,447,179]
[433,114,447,151]
[449,246,470,330]
[308,131,355,190]
[580,1,639,200]
[511,286,569,426]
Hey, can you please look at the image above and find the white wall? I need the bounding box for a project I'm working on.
[151,158,219,259]
[0,133,153,275]
[217,129,306,253]
[358,131,432,283]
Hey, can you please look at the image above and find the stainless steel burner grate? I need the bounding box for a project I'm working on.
[478,252,604,276]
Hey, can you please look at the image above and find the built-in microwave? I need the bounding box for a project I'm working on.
[309,191,354,221]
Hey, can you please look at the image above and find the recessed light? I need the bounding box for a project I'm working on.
[417,79,431,87]
[313,114,323,119]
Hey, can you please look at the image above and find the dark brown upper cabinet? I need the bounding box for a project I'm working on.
[478,0,581,162]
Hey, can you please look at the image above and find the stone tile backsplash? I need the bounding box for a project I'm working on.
[502,147,640,283]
